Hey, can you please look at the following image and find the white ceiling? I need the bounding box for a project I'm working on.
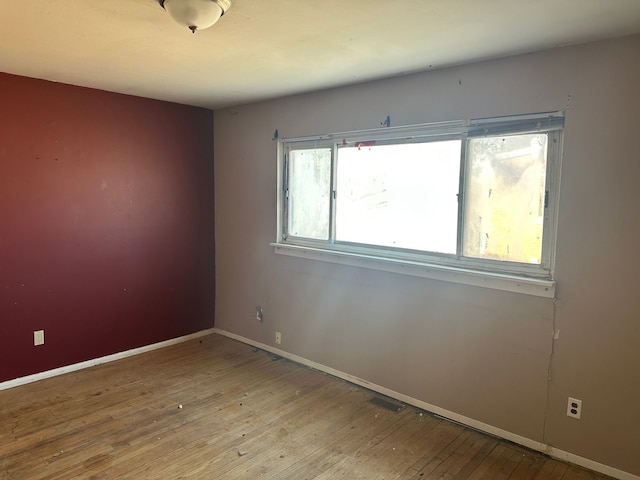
[1,1,639,110]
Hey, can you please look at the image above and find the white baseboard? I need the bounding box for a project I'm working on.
[0,328,216,392]
[213,328,638,480]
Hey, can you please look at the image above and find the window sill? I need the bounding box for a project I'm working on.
[271,243,556,298]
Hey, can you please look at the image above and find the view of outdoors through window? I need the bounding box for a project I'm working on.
[288,148,331,240]
[283,115,559,277]
[464,134,548,264]
[336,140,461,253]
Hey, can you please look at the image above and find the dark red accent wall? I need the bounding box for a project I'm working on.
[0,73,214,383]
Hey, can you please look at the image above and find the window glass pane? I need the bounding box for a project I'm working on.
[463,133,548,263]
[336,140,461,254]
[288,148,331,240]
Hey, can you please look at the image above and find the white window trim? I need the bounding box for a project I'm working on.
[271,242,555,298]
[273,112,563,299]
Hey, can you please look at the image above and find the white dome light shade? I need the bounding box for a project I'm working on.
[160,0,231,33]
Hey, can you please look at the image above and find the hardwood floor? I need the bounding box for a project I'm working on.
[0,334,613,479]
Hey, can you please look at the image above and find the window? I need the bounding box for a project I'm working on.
[275,112,563,297]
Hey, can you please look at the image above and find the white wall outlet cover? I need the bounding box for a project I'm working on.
[567,397,582,419]
[34,330,45,346]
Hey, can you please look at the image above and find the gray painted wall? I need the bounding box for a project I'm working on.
[214,35,640,476]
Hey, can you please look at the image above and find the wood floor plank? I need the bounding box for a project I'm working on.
[562,465,602,480]
[436,432,499,480]
[532,459,570,480]
[420,430,477,479]
[311,411,419,479]
[277,400,422,479]
[0,334,618,480]
[475,445,525,480]
[507,449,547,480]
[396,418,468,479]
[450,435,500,480]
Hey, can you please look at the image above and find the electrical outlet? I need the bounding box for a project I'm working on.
[34,330,45,346]
[567,397,582,419]
[256,306,264,322]
[275,331,281,345]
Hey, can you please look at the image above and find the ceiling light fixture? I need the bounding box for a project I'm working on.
[158,0,232,33]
